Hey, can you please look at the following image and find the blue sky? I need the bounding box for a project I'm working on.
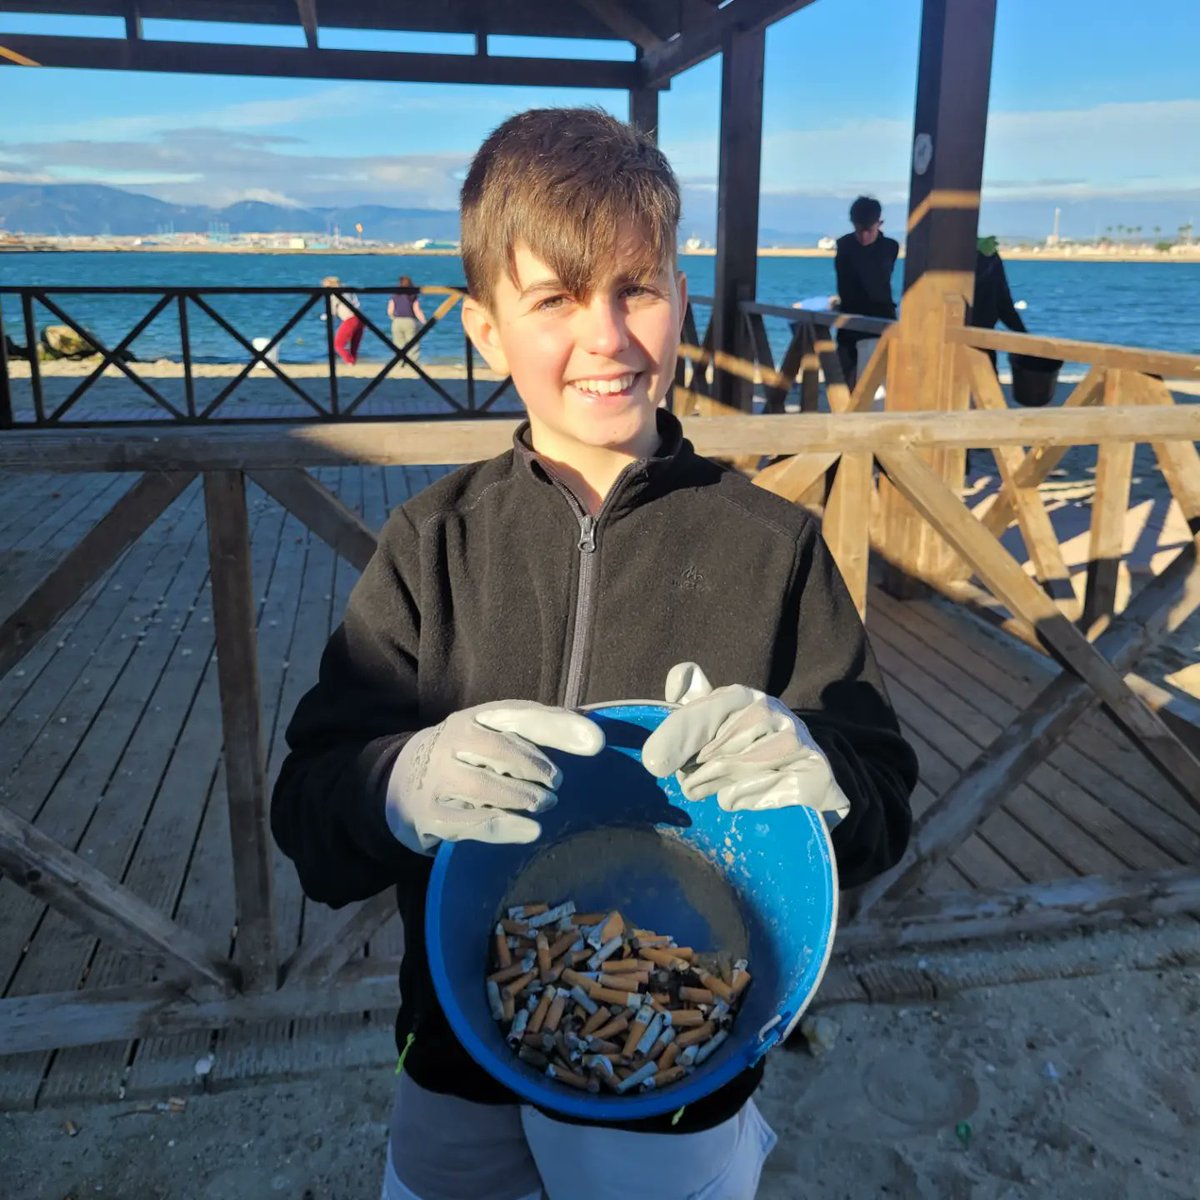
[1,0,1197,240]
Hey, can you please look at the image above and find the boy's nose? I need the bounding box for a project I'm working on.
[578,298,628,356]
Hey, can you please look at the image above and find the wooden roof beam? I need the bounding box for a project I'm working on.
[296,0,318,50]
[0,32,641,87]
[640,0,819,86]
[574,0,663,51]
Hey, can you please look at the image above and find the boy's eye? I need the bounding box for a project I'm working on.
[621,283,658,300]
[534,294,570,312]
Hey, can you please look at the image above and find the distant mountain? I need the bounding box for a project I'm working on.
[0,183,461,242]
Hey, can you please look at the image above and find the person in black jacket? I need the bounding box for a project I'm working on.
[272,108,917,1200]
[971,235,1026,374]
[833,195,900,389]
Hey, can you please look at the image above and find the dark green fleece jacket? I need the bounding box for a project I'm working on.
[272,409,917,1133]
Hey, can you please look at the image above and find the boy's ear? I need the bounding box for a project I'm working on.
[461,297,510,376]
[676,270,689,333]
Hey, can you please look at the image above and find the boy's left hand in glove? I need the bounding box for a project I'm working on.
[641,662,851,819]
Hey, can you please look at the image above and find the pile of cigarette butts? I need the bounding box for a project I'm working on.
[486,898,751,1095]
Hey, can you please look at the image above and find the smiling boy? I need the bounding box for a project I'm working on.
[272,108,917,1199]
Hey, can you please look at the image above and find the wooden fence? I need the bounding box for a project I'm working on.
[1,323,1199,1054]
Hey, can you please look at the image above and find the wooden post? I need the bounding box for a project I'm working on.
[878,0,997,596]
[203,470,277,990]
[628,85,659,141]
[0,294,12,429]
[711,26,764,414]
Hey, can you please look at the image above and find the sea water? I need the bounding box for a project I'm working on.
[1,251,1197,370]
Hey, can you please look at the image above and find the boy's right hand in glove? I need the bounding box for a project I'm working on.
[385,701,604,854]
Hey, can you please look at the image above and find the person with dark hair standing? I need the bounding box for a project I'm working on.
[833,196,899,389]
[388,275,427,362]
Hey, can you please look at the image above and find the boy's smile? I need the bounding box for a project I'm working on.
[463,240,687,506]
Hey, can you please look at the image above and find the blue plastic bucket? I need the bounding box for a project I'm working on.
[426,703,839,1120]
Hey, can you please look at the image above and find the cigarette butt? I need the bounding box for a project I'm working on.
[569,985,599,1015]
[503,970,537,998]
[535,933,552,975]
[527,986,554,1034]
[670,947,696,961]
[487,960,529,984]
[698,971,735,1002]
[587,937,624,971]
[527,901,576,930]
[546,1063,595,1091]
[501,990,515,1022]
[544,989,567,1033]
[572,911,606,925]
[654,1065,686,1088]
[639,946,689,972]
[615,1060,657,1093]
[587,1037,621,1054]
[632,929,666,942]
[582,1053,616,1078]
[730,967,752,997]
[648,994,671,1014]
[601,958,654,974]
[635,1011,666,1057]
[493,925,512,969]
[580,1006,610,1038]
[520,903,549,917]
[678,1044,699,1067]
[674,1021,715,1049]
[591,986,641,1007]
[500,918,531,936]
[658,1041,681,1071]
[599,972,648,991]
[486,979,504,1021]
[518,1045,549,1069]
[507,1008,530,1044]
[547,931,578,961]
[569,948,594,966]
[666,1009,706,1027]
[679,987,715,1005]
[622,1004,654,1059]
[591,1012,629,1041]
[694,1028,729,1064]
[559,968,599,995]
[598,911,625,944]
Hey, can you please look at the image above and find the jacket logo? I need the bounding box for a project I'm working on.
[673,564,707,592]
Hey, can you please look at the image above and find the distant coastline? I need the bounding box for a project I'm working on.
[3,239,1199,265]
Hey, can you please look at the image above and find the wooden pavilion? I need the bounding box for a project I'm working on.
[1,0,1199,1106]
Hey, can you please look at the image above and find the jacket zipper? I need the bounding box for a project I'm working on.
[562,512,597,708]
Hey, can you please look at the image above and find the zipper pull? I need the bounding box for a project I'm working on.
[578,517,596,554]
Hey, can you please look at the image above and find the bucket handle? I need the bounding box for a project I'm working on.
[749,1012,791,1065]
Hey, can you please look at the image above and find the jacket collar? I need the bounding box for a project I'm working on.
[512,408,691,515]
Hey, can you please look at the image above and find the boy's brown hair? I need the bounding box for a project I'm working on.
[460,107,680,309]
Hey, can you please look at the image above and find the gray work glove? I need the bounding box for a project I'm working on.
[641,662,851,819]
[385,701,604,854]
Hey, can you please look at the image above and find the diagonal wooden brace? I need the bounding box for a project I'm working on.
[0,803,239,993]
[850,535,1200,918]
[278,891,399,988]
[876,445,1200,801]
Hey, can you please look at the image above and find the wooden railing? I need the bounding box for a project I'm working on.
[0,285,513,426]
[1,396,1198,1054]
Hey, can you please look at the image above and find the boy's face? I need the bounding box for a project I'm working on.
[462,239,687,467]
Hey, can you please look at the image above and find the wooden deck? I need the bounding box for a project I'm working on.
[1,465,1196,1110]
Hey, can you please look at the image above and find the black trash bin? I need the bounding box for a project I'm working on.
[1009,353,1063,407]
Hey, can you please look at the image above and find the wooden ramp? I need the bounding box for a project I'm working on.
[0,466,1196,1110]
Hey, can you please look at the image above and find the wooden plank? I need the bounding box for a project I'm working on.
[882,589,1200,837]
[850,332,891,411]
[1080,433,1135,637]
[34,481,288,1103]
[798,324,820,413]
[1130,374,1200,523]
[0,959,398,1056]
[841,867,1200,952]
[868,605,1180,871]
[822,452,872,618]
[855,541,1200,913]
[0,804,237,992]
[1,407,1198,473]
[963,347,1079,612]
[876,446,1200,805]
[577,0,664,49]
[0,471,195,681]
[762,322,806,414]
[203,472,276,990]
[752,451,840,504]
[248,467,378,571]
[870,588,1200,861]
[281,892,397,987]
[962,366,1107,557]
[811,326,852,412]
[947,324,1200,381]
